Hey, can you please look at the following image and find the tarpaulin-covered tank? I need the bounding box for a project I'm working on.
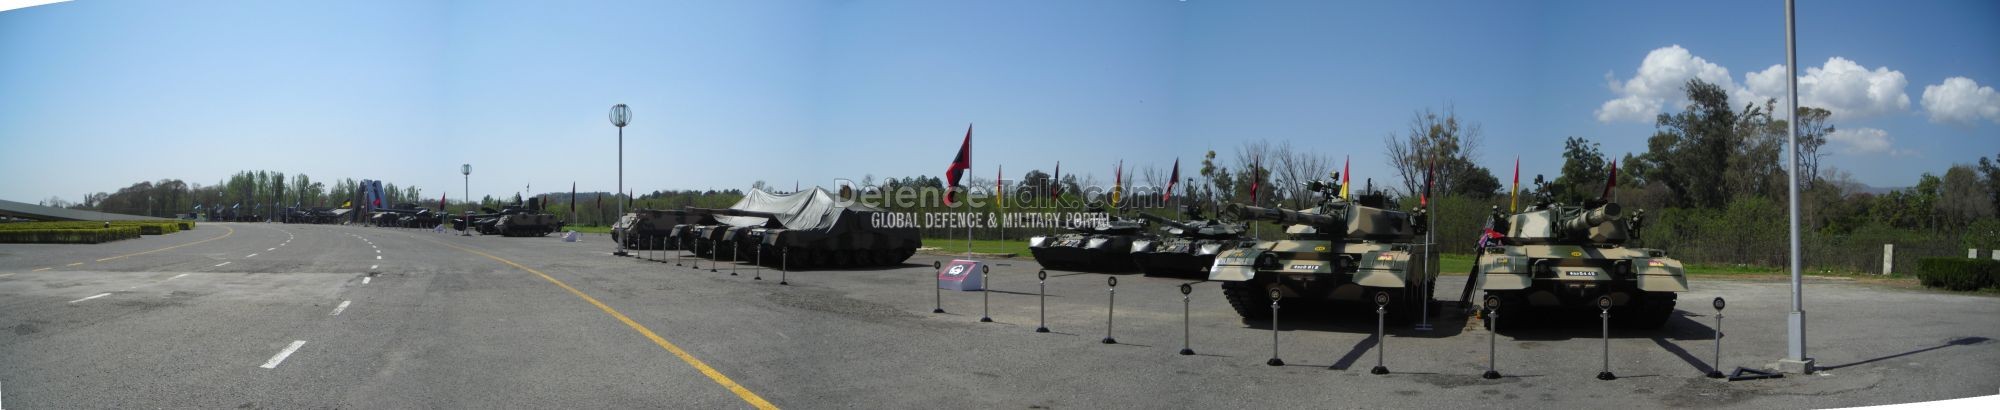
[685,187,921,270]
[612,209,708,250]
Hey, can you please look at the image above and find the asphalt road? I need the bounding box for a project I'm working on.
[2,222,1996,409]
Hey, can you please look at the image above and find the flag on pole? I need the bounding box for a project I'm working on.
[341,200,350,208]
[1051,161,1062,199]
[1510,156,1521,212]
[570,182,577,219]
[996,164,1005,207]
[943,124,973,206]
[439,192,447,211]
[1339,155,1351,199]
[1250,156,1260,206]
[1601,159,1619,201]
[1112,160,1124,207]
[1420,159,1436,207]
[1164,158,1180,201]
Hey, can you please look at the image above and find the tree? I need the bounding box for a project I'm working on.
[1939,165,1996,226]
[1645,78,1739,208]
[1978,153,2000,212]
[1551,137,1608,204]
[1383,105,1483,199]
[1200,150,1232,208]
[1793,107,1834,187]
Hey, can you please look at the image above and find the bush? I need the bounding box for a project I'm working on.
[0,227,143,244]
[1914,257,2000,291]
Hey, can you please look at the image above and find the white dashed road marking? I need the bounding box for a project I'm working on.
[362,277,372,284]
[169,273,189,280]
[259,340,308,369]
[330,300,351,316]
[69,293,112,304]
[370,265,378,270]
[246,254,258,258]
[215,262,231,267]
[267,248,275,251]
[375,256,382,260]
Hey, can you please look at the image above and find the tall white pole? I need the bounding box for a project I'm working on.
[1780,0,1815,374]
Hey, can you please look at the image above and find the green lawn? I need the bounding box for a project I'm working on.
[567,225,612,234]
[921,238,1032,256]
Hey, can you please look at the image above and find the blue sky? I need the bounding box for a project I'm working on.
[2,0,1996,204]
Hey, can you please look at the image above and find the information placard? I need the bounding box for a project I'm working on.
[936,259,985,291]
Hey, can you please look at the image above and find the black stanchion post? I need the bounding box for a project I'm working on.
[730,240,740,276]
[1482,296,1502,379]
[932,261,945,314]
[754,241,764,281]
[704,239,715,272]
[979,265,992,323]
[1709,297,1726,378]
[1101,277,1118,344]
[1267,288,1284,366]
[1035,270,1049,333]
[779,247,789,285]
[1370,291,1390,375]
[1179,283,1195,356]
[675,235,684,266]
[1597,296,1617,381]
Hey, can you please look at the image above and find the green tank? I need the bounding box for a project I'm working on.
[1467,177,1683,330]
[1208,180,1435,321]
[1027,214,1151,272]
[488,198,560,237]
[1129,206,1247,277]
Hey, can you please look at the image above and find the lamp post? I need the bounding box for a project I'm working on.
[462,164,472,236]
[610,104,631,256]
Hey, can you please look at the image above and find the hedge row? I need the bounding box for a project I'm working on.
[0,220,192,235]
[0,227,143,244]
[1915,257,2000,291]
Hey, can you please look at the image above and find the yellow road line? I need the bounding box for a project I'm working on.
[65,262,82,266]
[427,238,778,409]
[96,225,235,262]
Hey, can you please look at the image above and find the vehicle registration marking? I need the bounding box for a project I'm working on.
[1564,271,1597,277]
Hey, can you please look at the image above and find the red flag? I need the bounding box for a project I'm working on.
[1601,159,1619,201]
[1051,161,1061,198]
[439,192,447,211]
[943,124,972,206]
[1164,158,1180,201]
[1420,159,1436,207]
[1113,160,1123,206]
[1250,156,1261,206]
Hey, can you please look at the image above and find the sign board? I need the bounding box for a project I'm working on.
[562,231,579,242]
[937,259,985,291]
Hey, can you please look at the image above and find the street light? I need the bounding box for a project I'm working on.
[610,103,632,256]
[462,164,472,236]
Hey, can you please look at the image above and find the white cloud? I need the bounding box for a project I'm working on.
[1596,45,1736,123]
[1600,47,1912,122]
[1825,127,1913,156]
[1921,77,2000,125]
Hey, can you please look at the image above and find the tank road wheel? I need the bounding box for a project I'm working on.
[1220,280,1272,321]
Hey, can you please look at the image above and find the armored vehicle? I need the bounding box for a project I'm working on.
[489,198,559,237]
[1028,213,1151,272]
[1465,177,1683,329]
[1129,206,1247,277]
[611,209,707,250]
[1208,179,1434,321]
[681,187,921,269]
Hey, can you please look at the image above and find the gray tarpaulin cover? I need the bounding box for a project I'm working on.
[714,188,885,233]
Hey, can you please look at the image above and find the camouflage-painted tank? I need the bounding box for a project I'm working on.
[1208,180,1435,321]
[1129,207,1247,277]
[1467,177,1682,330]
[483,198,561,237]
[1028,215,1151,272]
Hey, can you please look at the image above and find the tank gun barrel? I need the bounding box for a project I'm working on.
[1135,213,1192,230]
[1556,203,1622,235]
[685,207,782,219]
[1223,203,1344,227]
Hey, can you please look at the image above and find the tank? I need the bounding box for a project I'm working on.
[611,209,707,250]
[1027,213,1151,272]
[1466,177,1683,330]
[482,198,561,237]
[1207,179,1435,321]
[679,187,921,270]
[1129,206,1247,277]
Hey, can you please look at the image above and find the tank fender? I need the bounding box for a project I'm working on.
[1208,248,1262,282]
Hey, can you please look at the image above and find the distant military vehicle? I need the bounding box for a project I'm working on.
[680,188,921,269]
[1464,176,1683,330]
[1208,178,1434,321]
[1028,211,1151,272]
[490,198,559,237]
[611,209,706,250]
[1129,205,1247,277]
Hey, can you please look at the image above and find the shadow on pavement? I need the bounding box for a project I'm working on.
[1819,336,1994,371]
